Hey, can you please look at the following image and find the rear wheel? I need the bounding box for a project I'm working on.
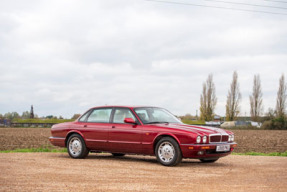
[155,137,182,166]
[200,158,219,163]
[67,134,89,159]
[112,153,125,157]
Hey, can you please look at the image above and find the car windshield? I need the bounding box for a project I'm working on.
[134,107,182,124]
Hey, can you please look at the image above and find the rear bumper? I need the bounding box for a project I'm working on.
[49,136,66,147]
[180,142,237,159]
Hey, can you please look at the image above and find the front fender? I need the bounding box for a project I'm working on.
[152,133,181,148]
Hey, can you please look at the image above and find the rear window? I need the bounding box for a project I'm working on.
[86,108,112,123]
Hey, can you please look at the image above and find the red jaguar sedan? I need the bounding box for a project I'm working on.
[49,106,237,166]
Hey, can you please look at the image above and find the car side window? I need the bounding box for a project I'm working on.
[86,108,112,123]
[113,108,136,124]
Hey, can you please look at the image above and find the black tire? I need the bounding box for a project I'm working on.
[155,137,182,166]
[112,153,125,157]
[67,134,89,159]
[200,158,219,163]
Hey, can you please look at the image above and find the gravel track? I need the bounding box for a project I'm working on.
[0,153,286,192]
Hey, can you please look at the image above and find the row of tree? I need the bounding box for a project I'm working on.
[200,72,287,124]
[0,111,35,120]
[0,111,81,121]
[0,112,65,121]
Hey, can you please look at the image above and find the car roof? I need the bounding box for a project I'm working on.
[91,105,158,109]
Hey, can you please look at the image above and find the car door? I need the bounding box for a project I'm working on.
[109,107,142,154]
[79,108,112,151]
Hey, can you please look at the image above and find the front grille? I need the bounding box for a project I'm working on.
[222,135,229,142]
[209,134,229,143]
[210,135,221,142]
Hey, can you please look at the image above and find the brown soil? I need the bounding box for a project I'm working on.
[231,130,287,153]
[0,128,55,150]
[0,153,286,191]
[0,128,286,153]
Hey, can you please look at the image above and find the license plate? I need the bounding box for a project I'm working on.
[216,145,230,152]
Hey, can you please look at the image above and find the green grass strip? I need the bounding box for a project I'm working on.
[181,119,205,125]
[0,148,67,153]
[1,148,286,157]
[12,118,74,124]
[233,151,287,157]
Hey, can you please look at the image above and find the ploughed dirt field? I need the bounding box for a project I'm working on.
[0,128,287,153]
[1,153,286,191]
[0,128,287,191]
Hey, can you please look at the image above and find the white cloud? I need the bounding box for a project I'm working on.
[0,0,286,118]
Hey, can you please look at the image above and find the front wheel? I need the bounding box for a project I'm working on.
[200,158,219,163]
[155,137,182,166]
[67,134,89,159]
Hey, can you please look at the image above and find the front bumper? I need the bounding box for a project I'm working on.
[180,142,237,159]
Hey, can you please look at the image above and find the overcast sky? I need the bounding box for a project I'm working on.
[0,0,286,118]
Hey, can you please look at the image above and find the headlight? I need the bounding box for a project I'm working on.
[228,135,232,142]
[196,136,201,143]
[231,135,234,142]
[203,136,207,143]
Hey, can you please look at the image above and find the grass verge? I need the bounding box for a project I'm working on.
[0,148,286,157]
[0,148,67,153]
[12,118,73,124]
[233,151,287,157]
[181,119,205,125]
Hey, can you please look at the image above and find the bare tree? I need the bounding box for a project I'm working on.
[276,74,287,118]
[4,112,20,120]
[71,114,81,119]
[249,74,263,121]
[226,71,241,121]
[200,74,217,121]
[21,111,30,119]
[200,83,207,121]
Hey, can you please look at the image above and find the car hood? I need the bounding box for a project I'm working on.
[152,123,230,135]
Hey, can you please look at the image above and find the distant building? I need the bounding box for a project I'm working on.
[214,115,221,122]
[30,105,34,119]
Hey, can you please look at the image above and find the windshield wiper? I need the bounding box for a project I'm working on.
[145,121,169,124]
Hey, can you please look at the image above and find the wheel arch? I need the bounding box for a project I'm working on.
[153,133,181,154]
[65,131,86,147]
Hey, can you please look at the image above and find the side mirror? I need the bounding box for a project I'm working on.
[124,118,137,124]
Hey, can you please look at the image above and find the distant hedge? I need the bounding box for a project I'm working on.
[10,119,203,125]
[261,117,287,130]
[12,118,74,124]
[181,119,205,125]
